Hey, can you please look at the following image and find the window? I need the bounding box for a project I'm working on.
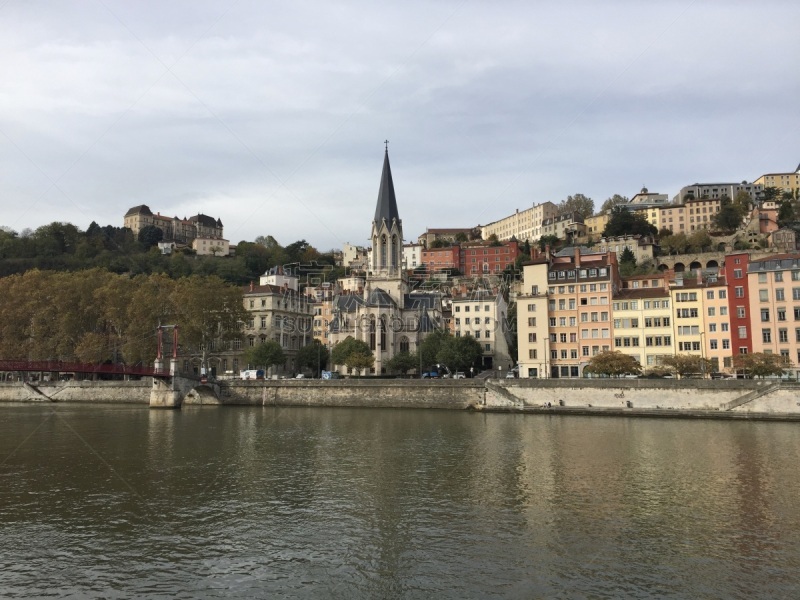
[722,340,730,350]
[719,290,727,299]
[737,307,746,318]
[778,309,786,322]
[762,329,772,343]
[527,317,535,326]
[529,349,537,359]
[738,326,747,338]
[759,290,769,302]
[761,309,770,322]
[708,307,715,317]
[779,329,788,343]
[735,287,744,298]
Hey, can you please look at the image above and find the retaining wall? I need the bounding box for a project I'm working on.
[484,378,800,416]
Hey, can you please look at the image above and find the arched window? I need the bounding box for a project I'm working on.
[399,336,410,353]
[369,317,377,350]
[380,235,388,268]
[379,316,387,350]
[392,234,400,269]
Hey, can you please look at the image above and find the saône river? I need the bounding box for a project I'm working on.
[1,404,799,599]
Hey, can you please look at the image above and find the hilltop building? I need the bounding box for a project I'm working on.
[123,205,224,244]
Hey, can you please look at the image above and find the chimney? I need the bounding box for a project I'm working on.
[574,247,581,267]
[249,281,254,292]
[545,244,551,260]
[697,269,702,285]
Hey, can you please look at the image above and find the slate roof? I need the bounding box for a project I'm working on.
[366,288,396,307]
[125,204,153,217]
[374,150,400,225]
[403,293,437,310]
[333,294,365,313]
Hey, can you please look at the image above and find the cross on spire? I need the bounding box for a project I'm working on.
[384,139,389,152]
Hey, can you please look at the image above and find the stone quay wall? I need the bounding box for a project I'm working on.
[483,378,800,416]
[1,378,799,418]
[0,380,151,403]
[212,379,485,410]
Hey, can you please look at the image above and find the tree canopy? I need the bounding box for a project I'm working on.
[436,335,483,372]
[245,340,286,372]
[660,354,713,377]
[385,351,418,375]
[602,206,657,238]
[584,351,642,377]
[330,336,374,376]
[558,193,594,220]
[295,339,329,377]
[601,194,630,213]
[733,352,786,378]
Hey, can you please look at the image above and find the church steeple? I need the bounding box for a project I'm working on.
[370,144,403,276]
[373,144,401,226]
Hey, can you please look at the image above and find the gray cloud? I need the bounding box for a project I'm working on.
[1,0,797,251]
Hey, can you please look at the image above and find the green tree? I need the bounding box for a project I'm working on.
[138,225,164,247]
[601,194,629,213]
[538,235,560,251]
[295,339,329,377]
[385,351,418,375]
[245,340,285,372]
[762,186,782,203]
[584,351,642,377]
[558,193,594,219]
[330,336,374,376]
[661,354,713,378]
[733,190,753,216]
[436,335,483,372]
[619,247,637,277]
[687,230,713,253]
[430,239,451,248]
[418,329,449,370]
[712,203,742,233]
[602,206,657,238]
[733,352,787,378]
[454,232,469,243]
[777,200,796,227]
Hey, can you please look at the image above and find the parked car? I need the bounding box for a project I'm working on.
[505,371,516,379]
[453,372,466,379]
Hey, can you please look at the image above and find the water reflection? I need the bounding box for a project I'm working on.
[1,405,800,599]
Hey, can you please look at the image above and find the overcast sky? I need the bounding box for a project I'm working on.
[1,1,798,251]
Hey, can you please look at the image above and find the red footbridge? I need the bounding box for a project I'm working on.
[0,360,171,378]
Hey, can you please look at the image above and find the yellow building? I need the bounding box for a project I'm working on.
[754,165,800,198]
[614,274,673,371]
[481,202,558,243]
[584,213,609,238]
[517,259,551,378]
[669,274,706,360]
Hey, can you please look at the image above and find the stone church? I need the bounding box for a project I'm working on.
[329,148,443,375]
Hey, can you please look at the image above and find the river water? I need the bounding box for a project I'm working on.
[1,404,799,599]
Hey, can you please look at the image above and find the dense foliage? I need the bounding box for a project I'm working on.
[0,222,342,285]
[0,269,247,366]
[584,351,642,377]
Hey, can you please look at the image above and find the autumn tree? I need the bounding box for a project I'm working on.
[661,354,713,378]
[171,275,248,374]
[558,193,594,219]
[733,352,787,378]
[584,351,642,377]
[601,194,630,213]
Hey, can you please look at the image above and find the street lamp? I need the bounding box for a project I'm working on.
[470,366,474,378]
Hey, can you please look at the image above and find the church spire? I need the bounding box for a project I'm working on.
[374,145,400,226]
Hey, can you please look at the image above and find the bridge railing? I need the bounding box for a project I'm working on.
[0,360,171,377]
